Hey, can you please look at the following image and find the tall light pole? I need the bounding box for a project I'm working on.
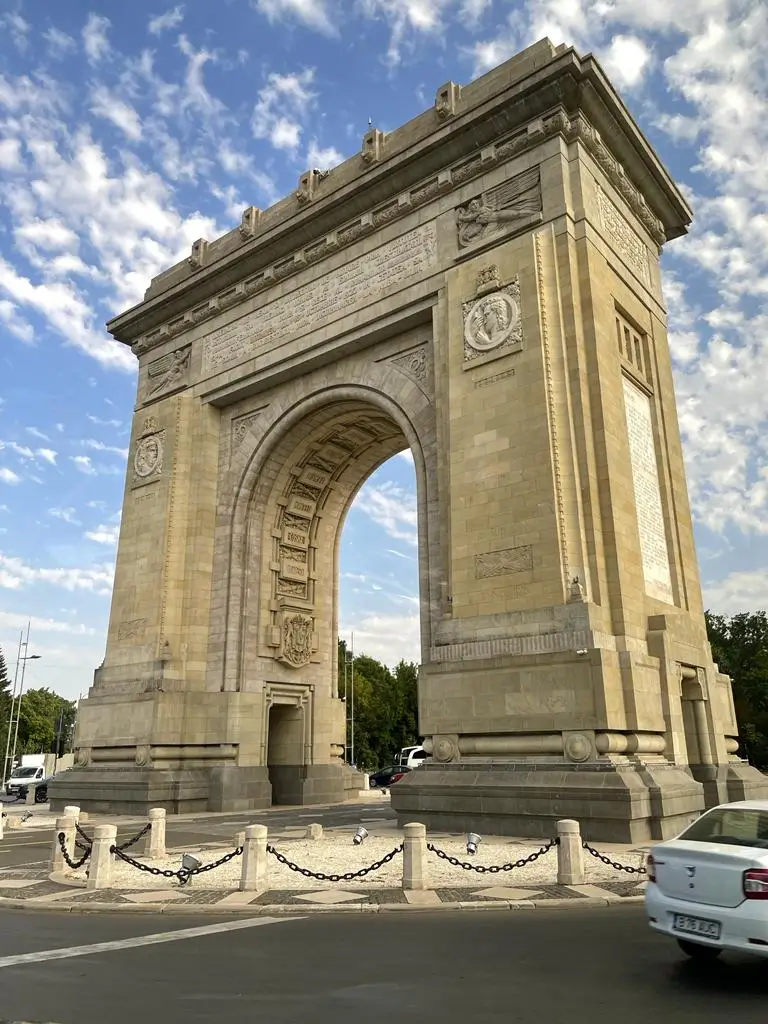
[350,631,355,768]
[3,622,41,786]
[2,629,24,785]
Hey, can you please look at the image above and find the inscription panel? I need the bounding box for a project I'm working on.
[597,187,650,285]
[623,377,673,603]
[202,223,438,373]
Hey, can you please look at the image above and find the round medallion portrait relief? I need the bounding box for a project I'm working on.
[464,290,520,352]
[134,434,163,478]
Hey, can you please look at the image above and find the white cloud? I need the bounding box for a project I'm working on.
[704,570,768,616]
[601,34,652,89]
[0,468,21,485]
[87,415,122,428]
[36,448,57,465]
[340,612,420,666]
[254,0,337,35]
[177,35,225,117]
[0,553,114,594]
[83,439,128,458]
[0,138,23,172]
[82,13,111,64]
[0,610,97,637]
[252,69,316,151]
[43,27,78,58]
[85,523,120,545]
[353,482,417,545]
[1,12,30,52]
[49,507,81,525]
[0,299,34,343]
[306,139,343,170]
[25,427,49,442]
[15,219,80,252]
[71,455,97,475]
[90,86,143,140]
[148,5,186,35]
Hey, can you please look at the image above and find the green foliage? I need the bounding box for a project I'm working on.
[0,646,10,756]
[705,610,768,768]
[337,639,419,771]
[14,688,77,756]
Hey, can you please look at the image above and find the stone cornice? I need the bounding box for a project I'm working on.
[126,107,668,359]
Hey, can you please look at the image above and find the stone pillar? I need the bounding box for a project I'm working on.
[692,701,715,765]
[0,803,4,840]
[402,822,428,891]
[556,819,585,885]
[25,785,37,806]
[305,823,323,839]
[142,807,167,859]
[63,805,81,823]
[50,815,76,872]
[240,824,268,892]
[87,824,117,890]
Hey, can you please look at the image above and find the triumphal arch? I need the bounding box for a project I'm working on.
[51,39,768,840]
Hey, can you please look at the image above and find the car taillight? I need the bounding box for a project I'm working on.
[743,870,768,899]
[646,854,656,882]
[391,772,404,784]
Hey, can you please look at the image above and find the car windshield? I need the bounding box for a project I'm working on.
[11,766,39,779]
[679,807,768,849]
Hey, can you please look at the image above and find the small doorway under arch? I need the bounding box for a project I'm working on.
[267,703,306,805]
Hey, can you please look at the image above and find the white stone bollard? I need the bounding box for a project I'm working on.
[87,824,117,890]
[557,819,585,885]
[63,805,81,824]
[0,802,4,840]
[240,824,268,892]
[305,823,323,840]
[51,815,76,873]
[25,785,37,806]
[402,822,428,891]
[139,807,167,859]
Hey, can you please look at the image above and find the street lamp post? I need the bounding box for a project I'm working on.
[2,621,41,787]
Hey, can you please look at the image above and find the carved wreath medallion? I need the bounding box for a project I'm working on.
[463,286,521,355]
[134,434,163,479]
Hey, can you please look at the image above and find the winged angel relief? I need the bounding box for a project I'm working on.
[456,166,542,248]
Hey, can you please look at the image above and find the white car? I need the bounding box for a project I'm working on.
[645,799,768,961]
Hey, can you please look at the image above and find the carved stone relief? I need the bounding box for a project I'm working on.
[596,186,650,284]
[118,618,147,641]
[231,407,268,459]
[456,165,541,249]
[462,278,523,364]
[278,611,315,668]
[475,545,533,579]
[132,417,165,488]
[389,344,433,396]
[146,345,190,400]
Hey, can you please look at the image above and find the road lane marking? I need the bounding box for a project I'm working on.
[0,916,300,969]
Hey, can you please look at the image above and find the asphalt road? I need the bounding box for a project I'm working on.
[0,904,766,1023]
[0,799,395,870]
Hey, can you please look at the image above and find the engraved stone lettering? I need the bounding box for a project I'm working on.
[286,496,317,519]
[282,526,310,550]
[202,223,438,373]
[299,466,332,490]
[475,545,533,579]
[281,558,309,583]
[623,377,673,602]
[475,368,516,388]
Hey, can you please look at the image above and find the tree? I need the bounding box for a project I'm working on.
[705,610,768,768]
[13,688,77,756]
[0,646,10,766]
[336,639,420,771]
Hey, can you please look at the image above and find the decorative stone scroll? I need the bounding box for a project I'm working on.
[596,186,650,284]
[231,407,268,459]
[456,165,542,249]
[475,544,533,579]
[462,277,523,364]
[389,344,432,396]
[146,345,190,399]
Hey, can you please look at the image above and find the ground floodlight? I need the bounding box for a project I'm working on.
[466,832,481,855]
[353,825,369,846]
[182,853,202,872]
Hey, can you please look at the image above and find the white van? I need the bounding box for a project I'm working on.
[5,763,45,798]
[398,745,429,769]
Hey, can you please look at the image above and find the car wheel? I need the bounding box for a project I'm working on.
[35,787,47,803]
[677,939,722,961]
[369,780,377,788]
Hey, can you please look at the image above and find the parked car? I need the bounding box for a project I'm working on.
[4,763,45,799]
[31,770,69,804]
[397,745,429,769]
[369,765,412,788]
[645,799,768,961]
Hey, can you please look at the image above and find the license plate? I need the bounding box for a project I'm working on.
[673,914,721,940]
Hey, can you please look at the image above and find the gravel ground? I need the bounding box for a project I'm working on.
[67,828,648,891]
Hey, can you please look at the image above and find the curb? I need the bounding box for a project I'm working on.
[0,893,645,916]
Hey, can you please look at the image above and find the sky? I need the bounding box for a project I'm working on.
[0,0,766,704]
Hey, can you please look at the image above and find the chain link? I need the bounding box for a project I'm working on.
[110,844,244,885]
[426,838,559,874]
[114,822,152,853]
[75,822,92,844]
[58,831,91,870]
[581,839,647,875]
[266,843,404,882]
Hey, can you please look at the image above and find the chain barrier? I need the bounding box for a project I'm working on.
[426,837,559,874]
[110,844,243,885]
[581,839,647,875]
[75,822,92,844]
[114,822,152,853]
[266,842,404,882]
[58,831,91,870]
